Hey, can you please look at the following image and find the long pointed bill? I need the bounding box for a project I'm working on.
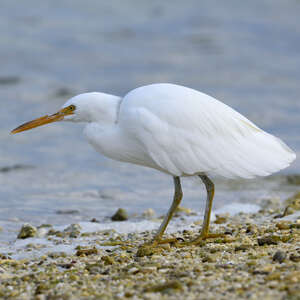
[11,105,75,134]
[11,108,70,135]
[11,113,64,134]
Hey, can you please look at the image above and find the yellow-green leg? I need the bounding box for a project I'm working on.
[197,175,214,237]
[151,176,183,246]
[140,174,220,250]
[181,174,220,246]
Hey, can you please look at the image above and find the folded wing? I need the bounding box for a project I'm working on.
[120,84,296,178]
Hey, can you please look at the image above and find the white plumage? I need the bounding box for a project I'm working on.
[81,83,295,179]
[11,83,296,245]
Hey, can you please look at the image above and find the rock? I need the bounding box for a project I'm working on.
[48,252,67,259]
[284,271,300,283]
[17,223,37,239]
[64,223,82,238]
[56,209,80,215]
[142,208,155,218]
[246,224,258,234]
[90,218,99,223]
[101,255,115,265]
[136,245,163,257]
[111,208,128,221]
[202,254,216,263]
[0,253,11,259]
[235,244,251,251]
[36,227,48,238]
[214,214,228,224]
[76,247,98,256]
[140,266,157,273]
[35,294,46,300]
[290,221,300,229]
[258,235,280,246]
[175,206,193,215]
[273,250,286,263]
[38,224,52,228]
[276,221,291,230]
[286,175,300,185]
[128,267,139,274]
[265,272,281,281]
[64,224,82,232]
[290,254,300,263]
[145,280,183,293]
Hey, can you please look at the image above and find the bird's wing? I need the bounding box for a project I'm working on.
[119,84,295,178]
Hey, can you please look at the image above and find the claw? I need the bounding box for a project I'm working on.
[172,232,226,247]
[143,232,226,249]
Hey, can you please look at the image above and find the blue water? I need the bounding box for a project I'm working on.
[0,0,299,242]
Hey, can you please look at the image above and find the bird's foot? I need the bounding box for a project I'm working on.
[174,232,226,247]
[154,237,180,245]
[136,237,179,257]
[136,232,226,256]
[139,237,178,248]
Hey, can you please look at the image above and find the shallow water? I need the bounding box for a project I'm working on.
[0,1,299,244]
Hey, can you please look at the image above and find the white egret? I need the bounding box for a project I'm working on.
[11,83,296,246]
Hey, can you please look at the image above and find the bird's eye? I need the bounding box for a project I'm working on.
[69,105,76,111]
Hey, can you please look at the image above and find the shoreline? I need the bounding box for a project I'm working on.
[0,195,299,299]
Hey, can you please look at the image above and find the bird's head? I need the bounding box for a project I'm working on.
[11,92,120,134]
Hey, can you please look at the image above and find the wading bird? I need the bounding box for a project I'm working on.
[11,83,296,246]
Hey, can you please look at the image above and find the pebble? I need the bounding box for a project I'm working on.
[257,235,279,246]
[235,244,251,251]
[36,227,48,238]
[290,254,300,262]
[272,251,286,263]
[214,214,228,224]
[101,255,115,265]
[64,223,82,232]
[142,208,155,218]
[128,267,139,274]
[111,208,128,221]
[175,206,193,215]
[145,280,183,293]
[63,223,82,238]
[275,221,291,230]
[17,223,37,239]
[56,209,80,215]
[1,195,300,299]
[76,247,98,256]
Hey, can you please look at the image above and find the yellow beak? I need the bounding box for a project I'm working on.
[11,106,74,134]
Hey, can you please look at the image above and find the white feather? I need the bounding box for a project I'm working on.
[115,83,295,178]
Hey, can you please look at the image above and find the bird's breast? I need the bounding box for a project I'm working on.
[83,123,162,170]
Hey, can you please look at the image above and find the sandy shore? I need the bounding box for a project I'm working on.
[0,194,299,300]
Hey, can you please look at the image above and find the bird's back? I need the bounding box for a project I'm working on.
[118,83,296,178]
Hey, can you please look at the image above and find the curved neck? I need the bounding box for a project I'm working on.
[84,122,129,162]
[90,95,122,126]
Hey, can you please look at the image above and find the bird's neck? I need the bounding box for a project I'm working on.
[89,95,122,126]
[84,119,132,163]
